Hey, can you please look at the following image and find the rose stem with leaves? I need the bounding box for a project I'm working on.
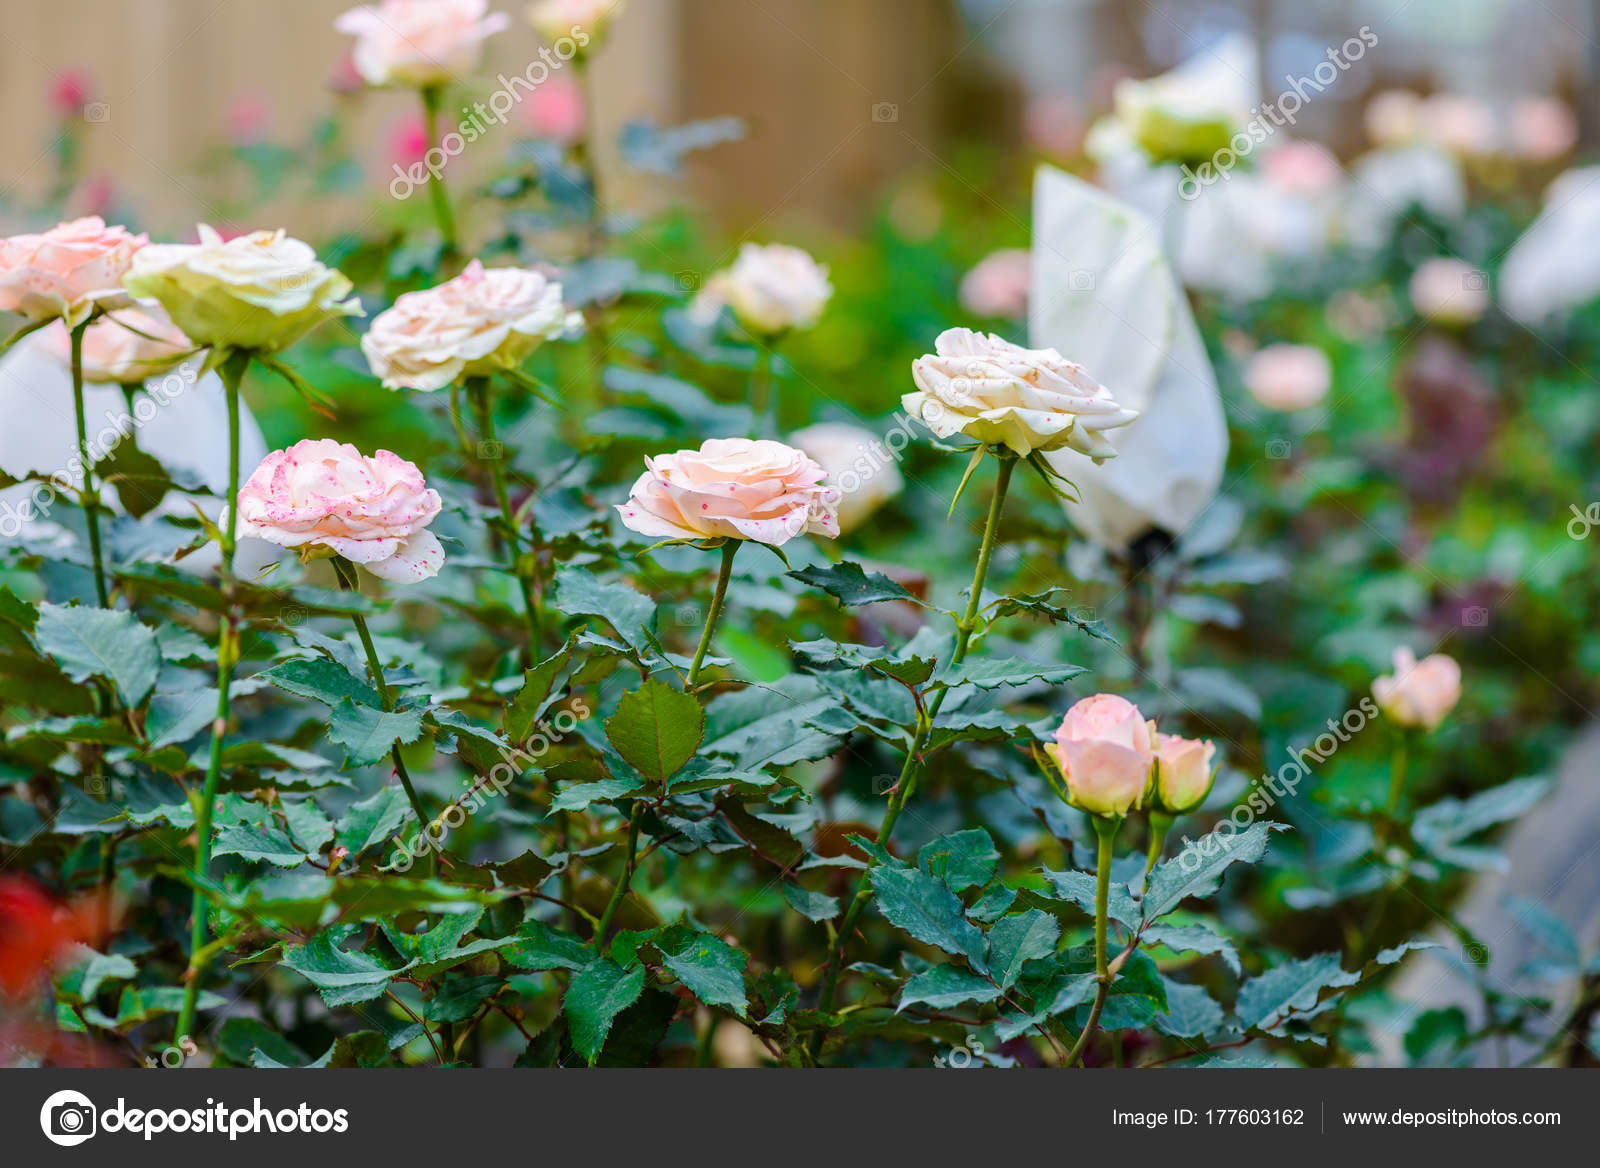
[466,376,543,660]
[175,348,248,1043]
[570,54,610,412]
[1357,729,1413,960]
[68,317,109,607]
[420,85,458,260]
[810,451,1016,1057]
[330,556,433,854]
[594,539,739,950]
[1064,814,1121,1067]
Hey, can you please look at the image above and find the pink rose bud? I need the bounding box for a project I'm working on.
[1048,693,1155,817]
[615,438,840,548]
[49,69,93,118]
[0,217,146,327]
[229,439,445,583]
[1372,647,1462,731]
[958,249,1031,320]
[1153,732,1217,813]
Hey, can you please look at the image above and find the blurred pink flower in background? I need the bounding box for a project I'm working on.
[1421,93,1497,156]
[959,248,1031,319]
[1410,257,1489,325]
[227,92,272,146]
[519,72,586,143]
[327,48,367,95]
[66,175,118,220]
[1023,92,1084,157]
[1510,97,1577,163]
[1243,343,1331,411]
[389,113,431,169]
[49,69,93,118]
[1263,141,1342,196]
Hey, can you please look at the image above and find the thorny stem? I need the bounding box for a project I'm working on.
[1063,815,1121,1067]
[594,801,644,951]
[69,317,109,607]
[810,453,1015,1060]
[688,541,738,689]
[176,349,248,1043]
[467,377,543,659]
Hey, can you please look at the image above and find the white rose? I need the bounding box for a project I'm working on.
[360,260,578,391]
[123,225,362,353]
[1410,257,1488,326]
[701,243,832,336]
[1243,344,1331,411]
[791,422,903,534]
[902,328,1138,460]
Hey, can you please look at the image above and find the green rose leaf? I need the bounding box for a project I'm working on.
[604,680,705,787]
[565,959,647,1063]
[35,603,160,706]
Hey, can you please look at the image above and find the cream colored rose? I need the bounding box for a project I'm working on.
[791,422,903,534]
[903,328,1137,459]
[124,225,362,353]
[1409,257,1488,326]
[1243,343,1331,411]
[527,0,621,47]
[1365,89,1423,147]
[230,439,444,582]
[336,0,510,88]
[1153,732,1216,813]
[616,437,840,547]
[43,304,193,385]
[0,217,146,327]
[1372,647,1461,731]
[701,243,832,336]
[360,260,577,391]
[1045,694,1154,817]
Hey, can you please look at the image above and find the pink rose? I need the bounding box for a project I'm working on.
[231,439,445,582]
[1372,647,1461,731]
[0,217,146,327]
[360,259,578,391]
[42,304,194,385]
[1262,141,1342,196]
[1048,694,1154,817]
[520,73,586,143]
[1243,343,1331,411]
[1153,732,1216,813]
[1511,97,1576,164]
[616,438,840,547]
[336,0,510,88]
[959,249,1031,320]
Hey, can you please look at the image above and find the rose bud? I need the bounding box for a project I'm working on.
[1044,693,1155,817]
[1152,732,1217,814]
[1372,646,1462,731]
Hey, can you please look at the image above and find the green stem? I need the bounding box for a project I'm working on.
[1145,811,1173,875]
[420,85,458,258]
[448,381,474,462]
[810,453,1015,1059]
[687,541,738,689]
[468,377,543,660]
[69,318,108,607]
[749,344,775,438]
[176,349,248,1043]
[594,801,643,951]
[331,558,433,849]
[1064,815,1121,1067]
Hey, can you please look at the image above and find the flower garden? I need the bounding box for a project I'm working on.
[1,0,1597,1075]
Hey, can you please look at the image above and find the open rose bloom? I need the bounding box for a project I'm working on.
[42,304,194,385]
[0,217,146,327]
[337,0,510,88]
[231,439,445,582]
[903,328,1138,460]
[360,260,578,391]
[124,225,362,353]
[616,438,840,547]
[1372,647,1462,731]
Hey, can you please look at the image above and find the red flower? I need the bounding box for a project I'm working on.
[0,879,85,1000]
